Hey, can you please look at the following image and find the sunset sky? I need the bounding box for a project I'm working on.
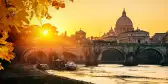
[30,0,168,37]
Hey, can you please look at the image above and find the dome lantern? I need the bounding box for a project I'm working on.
[122,8,126,17]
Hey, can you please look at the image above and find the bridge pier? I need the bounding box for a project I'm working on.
[160,54,168,66]
[123,52,138,66]
[85,53,98,66]
[84,46,98,66]
[85,56,96,66]
[161,47,168,65]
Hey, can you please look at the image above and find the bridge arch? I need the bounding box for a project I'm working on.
[136,47,165,64]
[20,48,48,64]
[98,48,126,63]
[60,48,84,61]
[62,52,78,61]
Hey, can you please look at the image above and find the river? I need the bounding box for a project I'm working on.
[46,64,168,84]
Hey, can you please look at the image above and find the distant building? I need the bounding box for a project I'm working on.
[151,32,168,43]
[69,9,166,44]
[74,28,92,45]
[75,28,86,40]
[100,9,150,43]
[101,27,117,42]
[118,28,150,43]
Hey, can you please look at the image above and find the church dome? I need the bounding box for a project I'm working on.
[107,27,116,36]
[116,16,133,28]
[115,9,134,34]
[116,9,133,28]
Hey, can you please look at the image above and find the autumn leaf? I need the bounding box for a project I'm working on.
[0,46,8,60]
[52,0,59,6]
[60,3,65,8]
[12,0,25,9]
[38,0,48,5]
[3,54,11,62]
[46,13,52,19]
[0,63,4,70]
[70,0,73,2]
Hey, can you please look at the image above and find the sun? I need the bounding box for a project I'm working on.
[43,29,48,36]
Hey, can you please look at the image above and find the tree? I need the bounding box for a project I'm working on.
[0,0,73,70]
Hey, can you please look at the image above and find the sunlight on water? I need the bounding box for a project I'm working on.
[46,64,168,84]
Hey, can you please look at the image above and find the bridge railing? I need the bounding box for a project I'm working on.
[84,41,168,47]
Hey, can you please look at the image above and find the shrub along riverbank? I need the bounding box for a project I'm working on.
[0,64,93,84]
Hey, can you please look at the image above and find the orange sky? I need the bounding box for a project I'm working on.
[30,0,168,37]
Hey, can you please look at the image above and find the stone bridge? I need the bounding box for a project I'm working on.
[14,45,85,64]
[89,42,168,65]
[14,42,168,65]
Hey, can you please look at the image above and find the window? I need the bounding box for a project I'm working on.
[138,40,141,43]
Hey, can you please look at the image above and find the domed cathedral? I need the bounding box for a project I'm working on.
[115,8,134,35]
[101,9,150,43]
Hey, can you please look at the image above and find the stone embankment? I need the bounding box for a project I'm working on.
[0,64,93,84]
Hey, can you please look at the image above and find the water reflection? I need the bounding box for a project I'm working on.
[46,64,168,84]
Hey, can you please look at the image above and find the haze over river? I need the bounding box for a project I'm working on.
[46,64,168,84]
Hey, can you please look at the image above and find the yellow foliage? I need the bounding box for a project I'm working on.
[0,0,73,70]
[38,0,48,5]
[0,29,14,67]
[0,63,4,70]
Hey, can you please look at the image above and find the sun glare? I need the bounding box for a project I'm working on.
[43,30,48,36]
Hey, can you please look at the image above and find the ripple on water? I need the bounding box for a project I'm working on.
[46,64,168,84]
